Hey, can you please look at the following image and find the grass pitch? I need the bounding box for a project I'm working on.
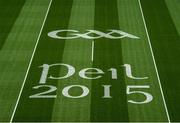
[0,0,180,122]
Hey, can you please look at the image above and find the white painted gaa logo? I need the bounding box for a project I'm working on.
[48,29,140,39]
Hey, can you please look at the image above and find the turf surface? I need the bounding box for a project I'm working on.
[51,0,93,121]
[0,0,180,122]
[140,0,180,121]
[118,0,168,121]
[13,0,73,121]
[0,0,50,121]
[0,0,25,49]
[91,0,129,121]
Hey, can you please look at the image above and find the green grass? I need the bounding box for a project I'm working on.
[51,0,94,121]
[0,0,25,49]
[119,0,168,121]
[0,0,50,121]
[140,0,180,121]
[13,0,73,121]
[91,0,129,121]
[0,0,180,122]
[166,0,180,34]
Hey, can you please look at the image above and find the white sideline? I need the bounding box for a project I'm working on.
[10,0,53,122]
[137,0,171,122]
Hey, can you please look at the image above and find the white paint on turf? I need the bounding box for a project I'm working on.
[91,40,94,62]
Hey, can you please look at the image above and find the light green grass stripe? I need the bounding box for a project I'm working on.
[165,0,180,35]
[0,0,50,121]
[51,0,94,121]
[117,0,168,122]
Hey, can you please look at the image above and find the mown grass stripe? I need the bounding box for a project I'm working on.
[138,0,170,122]
[0,0,25,49]
[90,0,129,121]
[10,0,53,121]
[117,0,169,121]
[12,0,73,121]
[140,0,180,121]
[51,0,94,121]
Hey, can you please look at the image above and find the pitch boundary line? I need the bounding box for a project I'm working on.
[137,0,171,122]
[10,0,53,122]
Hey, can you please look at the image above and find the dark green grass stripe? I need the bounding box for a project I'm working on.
[90,0,129,121]
[13,0,73,121]
[0,0,25,49]
[140,0,180,121]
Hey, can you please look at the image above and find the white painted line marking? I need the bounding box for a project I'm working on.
[10,0,53,122]
[138,0,171,122]
[91,40,94,62]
